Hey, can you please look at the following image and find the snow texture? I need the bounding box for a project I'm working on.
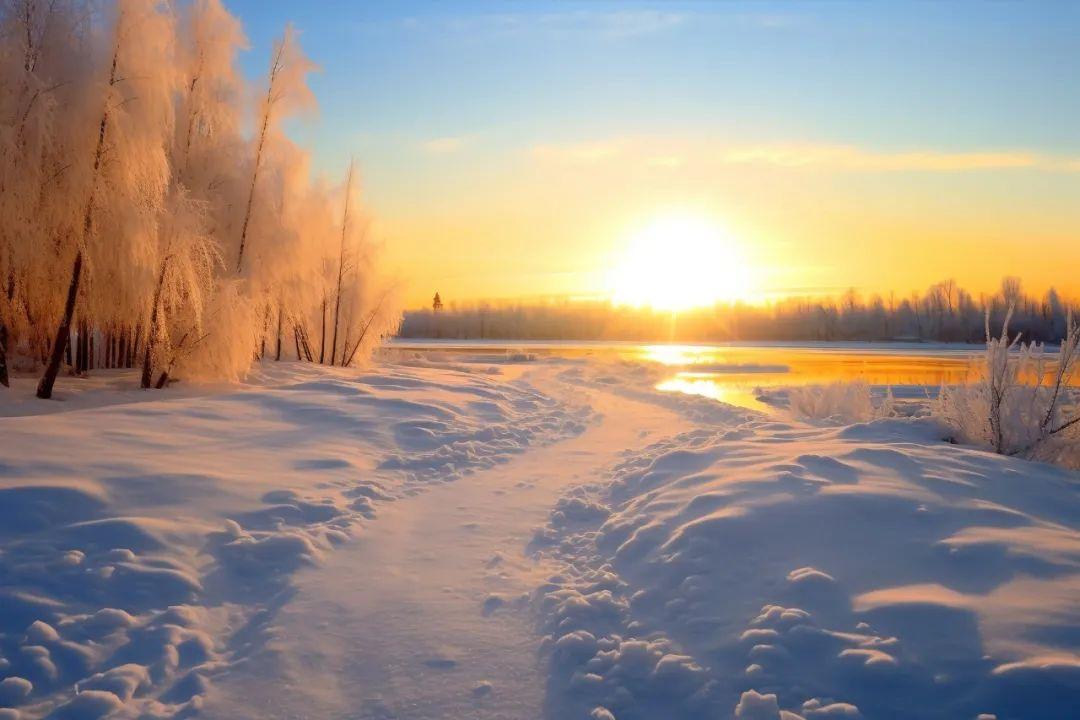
[534,363,1080,719]
[0,360,590,718]
[2,348,1078,719]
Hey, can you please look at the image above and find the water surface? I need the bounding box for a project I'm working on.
[388,340,980,412]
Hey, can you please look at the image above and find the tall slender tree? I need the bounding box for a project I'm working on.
[329,160,354,366]
[36,13,122,399]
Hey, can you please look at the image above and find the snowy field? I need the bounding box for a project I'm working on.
[0,349,1077,719]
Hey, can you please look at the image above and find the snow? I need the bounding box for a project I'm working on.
[0,359,591,717]
[1,348,1078,719]
[533,361,1080,719]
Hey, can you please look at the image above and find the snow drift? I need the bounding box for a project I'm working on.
[0,360,590,718]
[533,399,1080,718]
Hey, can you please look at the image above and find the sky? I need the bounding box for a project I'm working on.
[224,0,1080,309]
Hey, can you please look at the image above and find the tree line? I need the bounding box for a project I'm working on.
[0,0,399,396]
[400,278,1077,344]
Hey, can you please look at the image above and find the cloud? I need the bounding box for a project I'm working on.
[391,10,687,40]
[531,139,628,164]
[720,143,1049,172]
[593,11,686,38]
[421,136,469,155]
[529,137,1080,174]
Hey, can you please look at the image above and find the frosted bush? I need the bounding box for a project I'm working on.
[935,309,1079,467]
[787,381,894,424]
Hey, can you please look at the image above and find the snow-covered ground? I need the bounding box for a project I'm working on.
[0,351,1077,719]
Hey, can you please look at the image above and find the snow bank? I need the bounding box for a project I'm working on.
[0,359,590,717]
[533,412,1080,719]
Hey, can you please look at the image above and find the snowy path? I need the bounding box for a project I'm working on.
[204,374,691,719]
[3,358,1077,720]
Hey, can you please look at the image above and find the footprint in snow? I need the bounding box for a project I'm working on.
[423,647,460,669]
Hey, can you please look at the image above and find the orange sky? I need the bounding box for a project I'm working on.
[244,3,1080,310]
[367,136,1080,309]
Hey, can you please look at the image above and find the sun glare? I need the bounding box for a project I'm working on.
[607,214,758,311]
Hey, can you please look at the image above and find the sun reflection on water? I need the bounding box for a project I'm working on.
[655,375,768,411]
[641,344,725,366]
[642,345,979,412]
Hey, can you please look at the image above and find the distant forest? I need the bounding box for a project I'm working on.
[399,278,1078,344]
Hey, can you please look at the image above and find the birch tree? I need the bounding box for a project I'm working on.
[38,0,176,398]
[0,1,399,394]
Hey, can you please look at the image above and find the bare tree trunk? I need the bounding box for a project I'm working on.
[330,161,354,367]
[293,325,301,360]
[131,323,142,368]
[74,319,84,374]
[81,322,88,373]
[0,270,11,386]
[0,322,8,387]
[274,302,283,361]
[141,260,168,387]
[319,296,326,363]
[38,251,82,396]
[236,37,288,273]
[37,30,121,399]
[330,287,342,365]
[299,324,314,361]
[343,293,388,367]
[339,325,351,366]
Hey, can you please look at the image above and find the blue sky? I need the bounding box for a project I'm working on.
[226,1,1079,160]
[222,1,1080,306]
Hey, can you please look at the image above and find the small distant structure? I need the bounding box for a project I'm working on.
[433,292,443,312]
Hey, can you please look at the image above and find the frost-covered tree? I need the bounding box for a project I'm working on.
[36,0,175,398]
[0,0,86,385]
[0,0,399,396]
[234,23,315,275]
[141,0,245,388]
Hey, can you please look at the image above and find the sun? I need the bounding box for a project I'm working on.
[607,213,759,311]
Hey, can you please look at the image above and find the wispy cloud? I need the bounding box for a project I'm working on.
[531,139,627,163]
[592,11,686,38]
[389,10,688,40]
[721,143,1049,172]
[421,136,470,155]
[530,137,1080,174]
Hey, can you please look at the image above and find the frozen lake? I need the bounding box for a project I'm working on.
[385,340,981,411]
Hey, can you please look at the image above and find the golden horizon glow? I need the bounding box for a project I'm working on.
[373,136,1080,310]
[606,214,760,311]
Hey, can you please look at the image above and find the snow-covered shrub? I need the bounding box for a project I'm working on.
[787,381,894,424]
[935,309,1079,467]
